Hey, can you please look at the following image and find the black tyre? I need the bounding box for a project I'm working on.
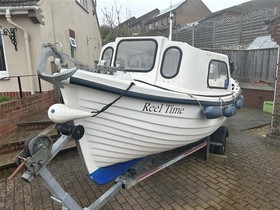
[210,126,228,155]
[28,135,53,156]
[24,133,38,157]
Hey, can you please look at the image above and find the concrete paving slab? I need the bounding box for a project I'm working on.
[224,106,271,131]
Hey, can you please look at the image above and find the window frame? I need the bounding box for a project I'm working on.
[160,46,182,79]
[0,29,8,78]
[155,21,158,28]
[207,59,229,89]
[101,47,114,66]
[76,0,87,10]
[114,38,158,72]
[69,37,77,59]
[69,37,77,48]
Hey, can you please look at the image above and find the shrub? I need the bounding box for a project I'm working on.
[0,95,11,102]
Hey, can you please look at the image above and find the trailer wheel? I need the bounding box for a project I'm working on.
[24,133,38,157]
[210,126,228,155]
[27,134,53,156]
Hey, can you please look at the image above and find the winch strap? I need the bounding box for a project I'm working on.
[91,82,135,117]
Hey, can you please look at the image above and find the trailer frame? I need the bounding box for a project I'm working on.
[11,123,212,210]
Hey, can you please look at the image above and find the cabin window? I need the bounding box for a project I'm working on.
[0,30,8,78]
[208,60,229,89]
[101,47,113,66]
[161,47,182,78]
[115,39,157,72]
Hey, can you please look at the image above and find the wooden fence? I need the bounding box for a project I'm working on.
[173,8,280,49]
[206,48,278,83]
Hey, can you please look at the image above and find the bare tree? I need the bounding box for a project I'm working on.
[100,1,134,44]
[126,8,132,20]
[101,0,122,29]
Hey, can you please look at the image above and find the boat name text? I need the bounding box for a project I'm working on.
[142,103,184,114]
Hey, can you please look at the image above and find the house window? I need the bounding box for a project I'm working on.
[115,39,158,72]
[155,21,158,28]
[208,60,229,89]
[161,47,182,78]
[69,37,77,58]
[76,0,87,9]
[101,47,113,66]
[0,30,8,78]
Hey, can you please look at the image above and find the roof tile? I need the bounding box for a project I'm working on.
[0,0,39,7]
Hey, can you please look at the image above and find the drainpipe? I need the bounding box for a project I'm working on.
[5,8,35,95]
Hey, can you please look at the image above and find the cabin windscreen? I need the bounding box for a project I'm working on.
[115,39,157,72]
[101,47,114,66]
[208,60,229,89]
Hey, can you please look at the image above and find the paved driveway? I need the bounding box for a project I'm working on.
[1,107,279,210]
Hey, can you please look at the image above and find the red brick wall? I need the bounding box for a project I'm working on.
[242,89,274,108]
[269,17,280,135]
[0,91,55,140]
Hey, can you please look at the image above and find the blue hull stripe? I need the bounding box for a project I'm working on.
[70,77,236,106]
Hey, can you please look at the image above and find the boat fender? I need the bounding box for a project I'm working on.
[235,95,244,109]
[48,104,92,123]
[202,106,223,119]
[223,106,237,117]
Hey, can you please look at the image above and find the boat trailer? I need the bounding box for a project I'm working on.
[9,123,227,210]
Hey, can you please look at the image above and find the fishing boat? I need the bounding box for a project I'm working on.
[37,36,243,185]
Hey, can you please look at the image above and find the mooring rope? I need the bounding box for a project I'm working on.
[91,82,135,117]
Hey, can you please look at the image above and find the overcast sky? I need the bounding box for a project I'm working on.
[96,0,252,24]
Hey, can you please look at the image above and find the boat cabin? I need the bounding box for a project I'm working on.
[99,36,231,96]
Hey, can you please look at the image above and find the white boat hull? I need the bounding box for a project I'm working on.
[59,70,229,184]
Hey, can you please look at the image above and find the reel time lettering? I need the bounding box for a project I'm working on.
[142,103,184,114]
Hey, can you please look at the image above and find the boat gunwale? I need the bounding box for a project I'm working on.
[69,76,239,107]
